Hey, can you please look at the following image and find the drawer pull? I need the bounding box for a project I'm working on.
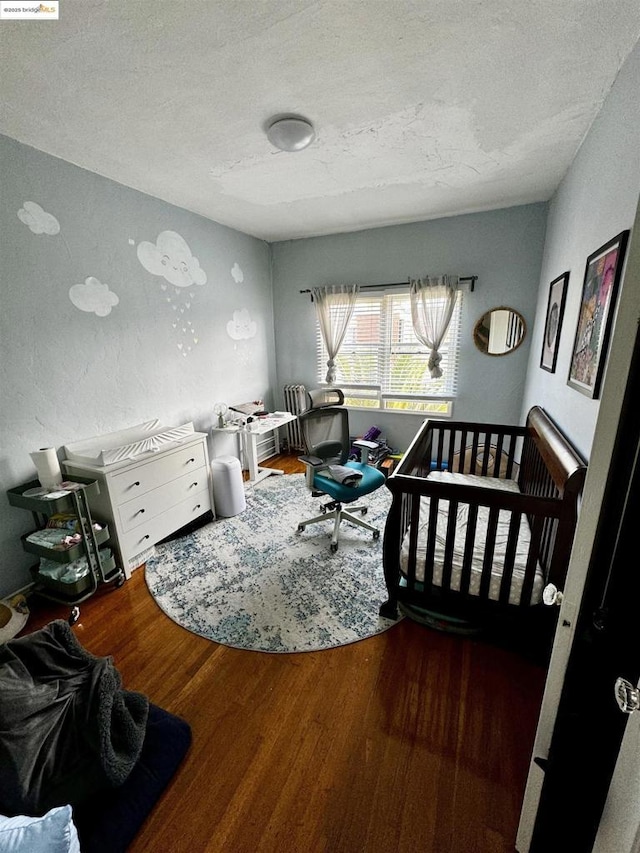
[142,534,150,541]
[191,481,198,487]
[135,508,146,515]
[194,504,201,511]
[132,481,140,487]
[187,457,196,463]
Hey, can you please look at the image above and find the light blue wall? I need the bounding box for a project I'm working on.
[271,204,548,452]
[521,42,640,460]
[0,135,276,596]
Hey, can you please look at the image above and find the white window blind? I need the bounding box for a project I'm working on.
[317,289,462,414]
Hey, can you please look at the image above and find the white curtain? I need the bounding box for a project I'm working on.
[409,275,460,378]
[312,284,360,383]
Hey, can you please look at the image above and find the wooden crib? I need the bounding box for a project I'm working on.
[380,407,587,637]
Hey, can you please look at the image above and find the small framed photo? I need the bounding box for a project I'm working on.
[540,272,569,373]
[567,230,629,399]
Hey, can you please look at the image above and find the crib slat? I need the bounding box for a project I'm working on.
[479,507,500,600]
[435,430,447,471]
[469,433,480,474]
[406,495,421,590]
[422,431,434,477]
[541,521,558,574]
[491,434,503,477]
[458,429,468,472]
[424,496,440,590]
[498,512,522,606]
[521,514,545,605]
[479,433,492,476]
[495,433,505,477]
[505,434,520,480]
[459,504,479,596]
[441,499,459,592]
[400,494,411,536]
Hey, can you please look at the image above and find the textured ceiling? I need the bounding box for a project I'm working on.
[1,1,639,242]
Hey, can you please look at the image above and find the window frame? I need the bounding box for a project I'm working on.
[316,287,463,416]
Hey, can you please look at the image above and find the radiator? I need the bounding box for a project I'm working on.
[283,384,307,451]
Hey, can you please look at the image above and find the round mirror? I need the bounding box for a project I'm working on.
[473,307,526,356]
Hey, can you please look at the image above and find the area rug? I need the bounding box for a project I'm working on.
[145,473,401,653]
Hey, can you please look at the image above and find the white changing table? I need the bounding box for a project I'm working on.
[63,429,213,577]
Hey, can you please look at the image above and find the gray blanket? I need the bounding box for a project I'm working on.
[327,464,363,487]
[0,619,148,816]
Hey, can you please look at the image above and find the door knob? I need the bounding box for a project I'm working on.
[543,583,564,607]
[615,677,640,714]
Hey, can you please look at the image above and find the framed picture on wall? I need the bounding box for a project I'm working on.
[567,230,629,399]
[540,271,569,373]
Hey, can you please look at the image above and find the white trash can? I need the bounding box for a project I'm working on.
[211,456,246,517]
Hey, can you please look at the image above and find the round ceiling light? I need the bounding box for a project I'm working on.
[266,116,315,152]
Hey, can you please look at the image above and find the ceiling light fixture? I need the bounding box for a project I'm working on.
[266,115,315,152]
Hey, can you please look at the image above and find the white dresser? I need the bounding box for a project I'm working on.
[62,432,213,578]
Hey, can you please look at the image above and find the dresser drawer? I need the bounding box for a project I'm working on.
[118,466,209,533]
[108,441,207,504]
[122,486,211,561]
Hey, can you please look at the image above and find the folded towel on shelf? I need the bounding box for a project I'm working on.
[46,512,102,533]
[37,549,112,585]
[327,465,363,487]
[25,529,82,550]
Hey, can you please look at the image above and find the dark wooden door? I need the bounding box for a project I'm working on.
[530,323,640,851]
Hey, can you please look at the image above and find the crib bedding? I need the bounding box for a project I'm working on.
[399,471,544,606]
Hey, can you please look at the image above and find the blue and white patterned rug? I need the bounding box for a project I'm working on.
[145,473,401,653]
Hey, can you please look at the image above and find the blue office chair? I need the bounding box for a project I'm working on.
[297,389,386,552]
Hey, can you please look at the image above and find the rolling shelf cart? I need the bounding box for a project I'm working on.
[7,476,125,624]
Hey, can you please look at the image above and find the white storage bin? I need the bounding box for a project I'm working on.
[211,456,246,517]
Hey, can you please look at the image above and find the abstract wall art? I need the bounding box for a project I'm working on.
[567,231,629,398]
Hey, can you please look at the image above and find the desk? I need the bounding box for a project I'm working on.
[212,412,297,484]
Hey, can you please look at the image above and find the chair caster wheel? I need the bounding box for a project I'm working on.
[115,573,125,588]
[298,524,305,532]
[68,606,80,626]
[373,530,380,540]
[331,543,338,553]
[320,506,327,514]
[361,508,368,515]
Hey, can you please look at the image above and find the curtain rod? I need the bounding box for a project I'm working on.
[300,276,477,298]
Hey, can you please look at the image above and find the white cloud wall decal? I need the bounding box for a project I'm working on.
[227,308,257,340]
[137,230,207,288]
[231,262,244,283]
[18,201,60,235]
[69,276,119,316]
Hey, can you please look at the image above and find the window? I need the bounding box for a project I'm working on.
[316,289,462,414]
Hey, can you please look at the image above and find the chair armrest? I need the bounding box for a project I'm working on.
[298,455,330,489]
[353,439,378,450]
[298,454,325,467]
[352,439,379,465]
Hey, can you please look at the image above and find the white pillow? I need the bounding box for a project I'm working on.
[0,805,81,853]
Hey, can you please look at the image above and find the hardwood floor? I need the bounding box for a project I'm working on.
[19,457,547,853]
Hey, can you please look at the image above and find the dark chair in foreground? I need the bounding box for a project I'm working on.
[297,388,386,552]
[0,620,191,853]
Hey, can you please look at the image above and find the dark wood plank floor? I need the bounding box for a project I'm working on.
[19,456,546,853]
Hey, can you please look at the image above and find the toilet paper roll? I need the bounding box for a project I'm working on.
[30,447,63,488]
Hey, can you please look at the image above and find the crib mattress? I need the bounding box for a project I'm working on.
[400,471,543,606]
